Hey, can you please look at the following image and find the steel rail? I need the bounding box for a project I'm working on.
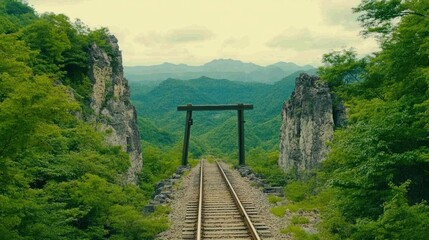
[215,161,262,240]
[196,160,204,240]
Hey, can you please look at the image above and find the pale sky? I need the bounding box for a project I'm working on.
[26,0,378,67]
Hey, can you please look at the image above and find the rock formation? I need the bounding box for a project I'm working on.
[88,36,142,184]
[278,73,336,174]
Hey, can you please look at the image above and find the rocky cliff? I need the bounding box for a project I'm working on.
[278,73,336,174]
[88,36,142,184]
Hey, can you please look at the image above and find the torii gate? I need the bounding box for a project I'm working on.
[177,103,253,166]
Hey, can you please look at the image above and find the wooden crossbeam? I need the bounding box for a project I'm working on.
[177,104,253,111]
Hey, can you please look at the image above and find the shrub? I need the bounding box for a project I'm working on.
[285,180,314,202]
[268,195,283,204]
[291,215,310,224]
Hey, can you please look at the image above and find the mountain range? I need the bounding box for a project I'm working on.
[126,59,317,155]
[125,59,315,84]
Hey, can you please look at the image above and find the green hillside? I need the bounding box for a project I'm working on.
[128,74,300,156]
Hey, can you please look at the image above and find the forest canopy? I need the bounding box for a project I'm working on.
[0,1,164,239]
[316,0,429,239]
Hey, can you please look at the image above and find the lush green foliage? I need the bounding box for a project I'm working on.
[353,0,429,36]
[318,49,368,88]
[284,180,316,202]
[245,148,288,186]
[138,117,177,148]
[315,0,429,238]
[139,143,182,200]
[0,1,161,239]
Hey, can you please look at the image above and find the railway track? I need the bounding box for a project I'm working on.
[182,160,272,239]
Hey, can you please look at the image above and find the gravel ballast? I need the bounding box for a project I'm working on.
[155,160,291,239]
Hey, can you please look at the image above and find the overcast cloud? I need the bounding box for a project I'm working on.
[27,0,378,66]
[267,28,358,51]
[135,26,215,47]
[319,0,361,29]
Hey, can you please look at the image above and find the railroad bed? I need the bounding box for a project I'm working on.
[182,160,273,239]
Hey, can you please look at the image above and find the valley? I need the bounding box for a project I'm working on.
[128,69,314,157]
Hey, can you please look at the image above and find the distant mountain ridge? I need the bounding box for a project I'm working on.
[125,59,315,84]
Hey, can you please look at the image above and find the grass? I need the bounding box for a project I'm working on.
[285,199,319,213]
[291,215,310,224]
[153,205,171,215]
[268,195,283,204]
[281,225,319,240]
[271,205,288,217]
[271,193,320,217]
[285,180,314,202]
[271,197,319,215]
[277,178,329,213]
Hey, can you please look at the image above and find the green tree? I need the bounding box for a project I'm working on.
[4,0,33,15]
[20,14,72,78]
[354,0,429,36]
[0,2,159,239]
[318,49,368,89]
[317,0,429,238]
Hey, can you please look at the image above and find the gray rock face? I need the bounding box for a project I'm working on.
[88,35,142,184]
[278,73,334,174]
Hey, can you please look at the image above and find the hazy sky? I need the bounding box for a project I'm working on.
[26,0,378,66]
